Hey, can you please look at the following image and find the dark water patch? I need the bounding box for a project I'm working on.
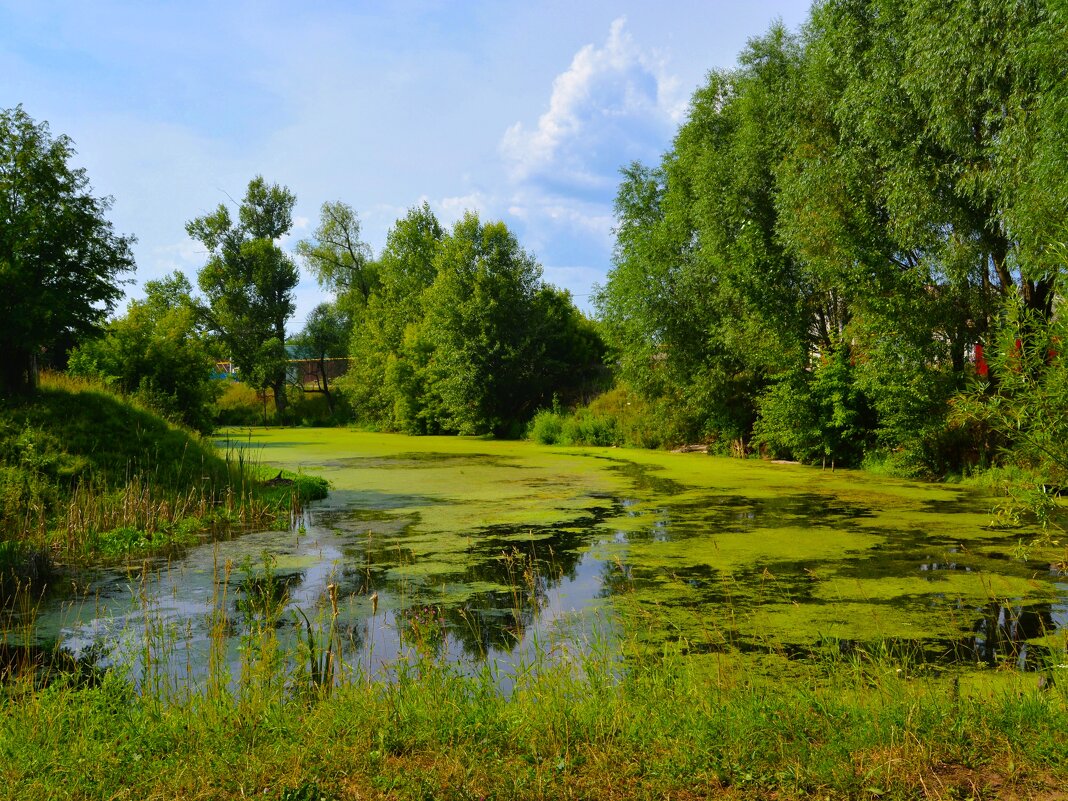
[586,456,689,496]
[313,488,441,513]
[661,601,1066,673]
[318,452,518,471]
[0,641,107,688]
[234,568,305,626]
[221,439,317,450]
[616,493,878,543]
[310,503,419,538]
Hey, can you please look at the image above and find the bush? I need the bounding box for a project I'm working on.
[215,382,269,426]
[562,409,619,446]
[287,390,353,427]
[528,409,564,444]
[528,387,681,449]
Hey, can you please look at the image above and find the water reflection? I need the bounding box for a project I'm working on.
[7,447,1068,687]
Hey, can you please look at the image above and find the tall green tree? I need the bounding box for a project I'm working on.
[337,205,603,436]
[188,176,298,419]
[295,201,377,309]
[341,203,444,429]
[0,106,134,396]
[420,213,548,436]
[598,28,807,449]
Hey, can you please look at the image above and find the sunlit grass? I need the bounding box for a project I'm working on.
[2,580,1067,800]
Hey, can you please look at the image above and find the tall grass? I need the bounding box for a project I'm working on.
[2,552,1067,800]
[0,373,327,566]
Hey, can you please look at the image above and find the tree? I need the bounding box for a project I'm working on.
[417,213,547,435]
[597,28,806,449]
[188,176,298,420]
[68,271,220,432]
[340,203,444,429]
[0,106,135,396]
[295,201,377,309]
[337,205,603,436]
[289,301,349,413]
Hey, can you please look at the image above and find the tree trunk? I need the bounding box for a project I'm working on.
[1023,276,1055,320]
[0,346,37,397]
[272,380,287,423]
[319,356,334,413]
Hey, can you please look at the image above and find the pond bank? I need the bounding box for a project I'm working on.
[4,427,1068,799]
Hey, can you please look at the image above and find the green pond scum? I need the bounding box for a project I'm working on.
[209,428,1067,676]
[5,427,1068,801]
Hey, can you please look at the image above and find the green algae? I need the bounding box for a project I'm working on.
[210,428,1068,674]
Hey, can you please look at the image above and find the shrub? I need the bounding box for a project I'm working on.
[215,382,269,426]
[528,409,564,445]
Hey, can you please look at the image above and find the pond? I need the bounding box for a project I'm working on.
[19,429,1068,687]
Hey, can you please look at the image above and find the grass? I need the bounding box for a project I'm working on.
[1,593,1067,801]
[0,373,328,570]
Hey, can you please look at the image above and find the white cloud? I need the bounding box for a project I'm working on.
[493,17,685,311]
[431,191,491,226]
[499,17,683,186]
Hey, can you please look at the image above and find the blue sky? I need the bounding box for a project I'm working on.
[2,1,812,330]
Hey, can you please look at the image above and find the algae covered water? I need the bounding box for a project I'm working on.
[24,429,1068,683]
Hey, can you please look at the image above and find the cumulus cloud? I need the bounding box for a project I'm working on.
[495,17,683,310]
[499,17,683,188]
[430,191,491,227]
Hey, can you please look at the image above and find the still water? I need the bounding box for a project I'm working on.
[24,430,1068,684]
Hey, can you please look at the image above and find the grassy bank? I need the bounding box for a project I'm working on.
[0,374,327,571]
[1,610,1066,801]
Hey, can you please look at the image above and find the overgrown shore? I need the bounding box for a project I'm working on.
[0,374,327,583]
[2,613,1066,801]
[3,423,1067,800]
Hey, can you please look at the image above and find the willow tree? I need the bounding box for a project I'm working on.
[597,27,809,447]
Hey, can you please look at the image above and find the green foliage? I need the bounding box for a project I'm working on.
[339,206,605,437]
[528,407,620,447]
[597,30,804,448]
[953,273,1068,529]
[340,203,443,428]
[0,374,320,563]
[295,200,377,309]
[419,213,551,435]
[214,381,269,426]
[528,408,565,445]
[0,106,135,396]
[527,387,680,450]
[754,345,874,467]
[596,3,1068,473]
[67,271,220,433]
[190,176,299,419]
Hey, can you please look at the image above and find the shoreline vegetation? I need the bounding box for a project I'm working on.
[2,421,1066,798]
[3,585,1068,800]
[0,390,1065,798]
[0,373,327,585]
[4,1,1068,797]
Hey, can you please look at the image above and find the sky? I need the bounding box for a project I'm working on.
[1,0,813,331]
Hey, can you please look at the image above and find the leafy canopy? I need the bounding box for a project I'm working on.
[0,105,134,395]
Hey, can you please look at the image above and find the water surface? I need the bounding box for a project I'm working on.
[20,430,1068,684]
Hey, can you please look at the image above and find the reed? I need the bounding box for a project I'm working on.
[2,550,1068,801]
[1,375,328,571]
